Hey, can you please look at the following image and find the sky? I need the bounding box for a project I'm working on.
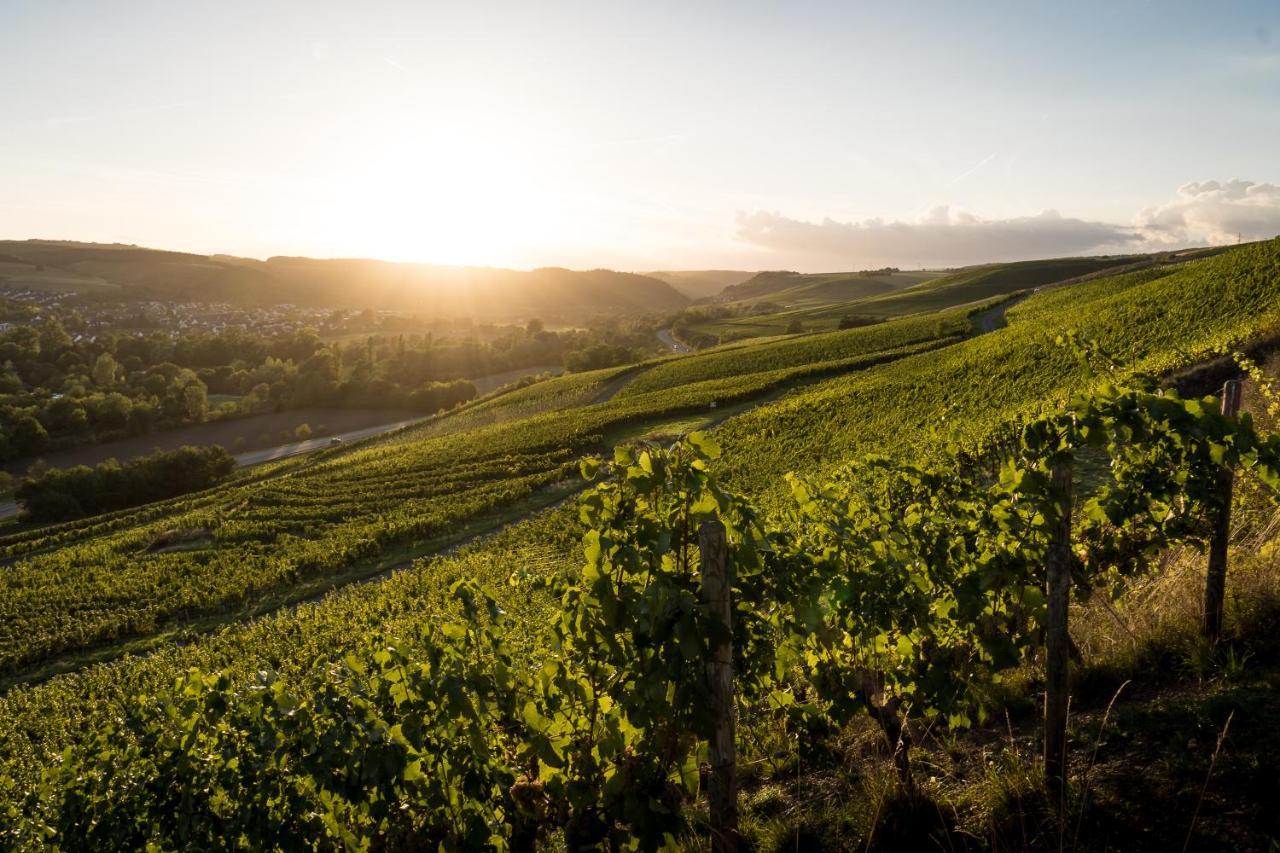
[2,0,1279,272]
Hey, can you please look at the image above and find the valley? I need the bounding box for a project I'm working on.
[1,240,1279,849]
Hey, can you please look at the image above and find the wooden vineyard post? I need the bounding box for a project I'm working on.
[1043,456,1075,804]
[699,520,739,853]
[1203,379,1242,644]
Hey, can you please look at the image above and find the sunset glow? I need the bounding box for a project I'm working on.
[3,1,1279,270]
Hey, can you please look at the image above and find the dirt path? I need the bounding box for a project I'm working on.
[971,291,1035,333]
[590,364,652,403]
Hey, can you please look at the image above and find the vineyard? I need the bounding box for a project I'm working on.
[0,241,1279,849]
[0,310,968,681]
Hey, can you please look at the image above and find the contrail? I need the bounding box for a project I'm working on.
[950,151,997,184]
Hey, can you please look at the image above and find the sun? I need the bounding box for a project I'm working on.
[312,122,565,267]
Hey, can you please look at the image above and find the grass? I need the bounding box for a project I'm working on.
[0,261,120,293]
[708,532,1280,852]
[850,256,1142,318]
[624,309,970,397]
[684,256,1153,346]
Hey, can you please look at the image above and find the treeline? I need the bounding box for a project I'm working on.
[0,317,212,461]
[668,302,791,349]
[0,309,658,463]
[16,445,236,522]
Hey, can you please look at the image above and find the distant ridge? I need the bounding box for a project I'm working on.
[0,240,690,321]
[645,269,756,300]
[717,269,932,305]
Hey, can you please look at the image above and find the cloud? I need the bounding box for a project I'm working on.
[735,179,1280,269]
[734,207,1139,268]
[1136,180,1280,246]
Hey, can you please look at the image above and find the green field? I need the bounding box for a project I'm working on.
[3,241,1280,847]
[681,254,1157,344]
[0,260,119,293]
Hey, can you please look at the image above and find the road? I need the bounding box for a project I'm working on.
[0,308,1022,522]
[0,416,430,521]
[971,291,1036,334]
[233,417,428,465]
[657,328,691,353]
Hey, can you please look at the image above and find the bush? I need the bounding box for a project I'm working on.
[408,379,476,413]
[15,445,236,523]
[563,344,641,373]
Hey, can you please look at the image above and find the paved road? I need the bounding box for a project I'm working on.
[233,417,427,465]
[657,328,691,353]
[0,416,430,520]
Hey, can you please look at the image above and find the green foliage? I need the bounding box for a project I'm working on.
[15,380,1278,849]
[15,444,236,522]
[23,581,522,850]
[2,243,1280,848]
[620,308,968,398]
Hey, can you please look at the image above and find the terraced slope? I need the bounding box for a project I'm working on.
[683,255,1144,344]
[847,255,1141,316]
[0,315,967,681]
[0,241,1277,834]
[717,269,938,306]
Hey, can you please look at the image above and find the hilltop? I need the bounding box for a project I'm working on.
[0,240,690,322]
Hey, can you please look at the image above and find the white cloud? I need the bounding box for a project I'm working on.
[735,179,1280,269]
[1136,179,1280,246]
[734,207,1138,268]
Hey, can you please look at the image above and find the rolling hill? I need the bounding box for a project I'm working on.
[644,269,756,300]
[0,240,690,321]
[4,242,1280,850]
[676,253,1193,344]
[715,268,938,306]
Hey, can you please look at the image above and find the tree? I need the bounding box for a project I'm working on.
[92,352,119,387]
[785,319,804,334]
[295,423,312,440]
[10,415,50,456]
[183,383,208,422]
[37,318,72,355]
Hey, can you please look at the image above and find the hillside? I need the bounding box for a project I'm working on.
[644,269,756,299]
[2,241,1280,849]
[847,254,1147,316]
[0,240,689,320]
[717,268,937,305]
[676,254,1174,345]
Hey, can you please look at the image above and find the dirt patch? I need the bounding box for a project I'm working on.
[144,527,215,553]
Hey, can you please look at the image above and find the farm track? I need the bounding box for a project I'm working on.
[971,291,1034,333]
[590,363,654,403]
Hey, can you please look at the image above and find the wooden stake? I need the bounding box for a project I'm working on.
[1044,457,1074,803]
[1203,379,1242,643]
[699,519,739,853]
